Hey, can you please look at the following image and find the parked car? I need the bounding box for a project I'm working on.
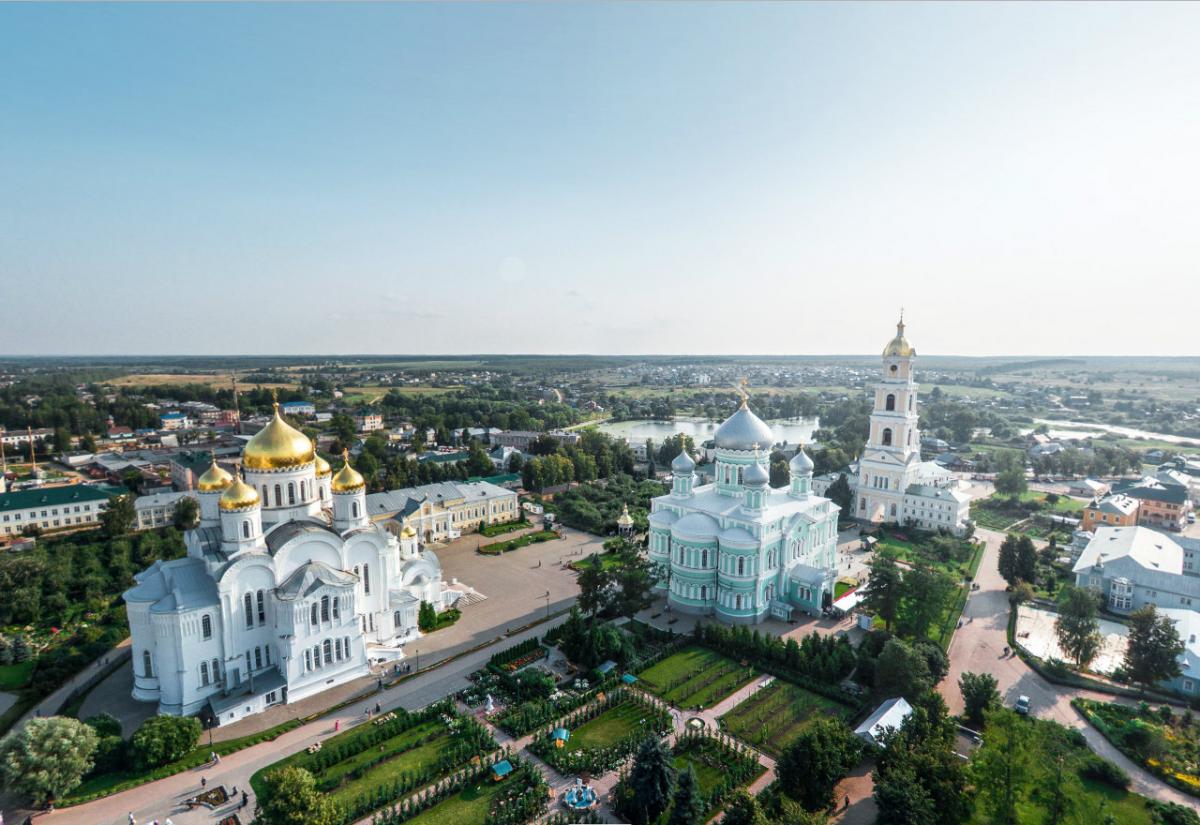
[1014,695,1031,715]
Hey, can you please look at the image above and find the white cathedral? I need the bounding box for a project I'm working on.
[814,317,971,535]
[125,403,448,725]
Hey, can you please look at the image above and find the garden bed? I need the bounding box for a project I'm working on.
[530,690,672,775]
[718,680,852,759]
[637,646,757,709]
[1073,698,1200,797]
[477,530,559,555]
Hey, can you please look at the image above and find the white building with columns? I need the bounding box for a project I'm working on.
[124,403,448,725]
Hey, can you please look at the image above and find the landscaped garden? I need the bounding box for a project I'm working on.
[477,530,559,556]
[719,679,852,759]
[371,754,549,825]
[971,490,1085,532]
[529,690,671,775]
[1073,699,1200,798]
[637,645,757,709]
[251,701,496,823]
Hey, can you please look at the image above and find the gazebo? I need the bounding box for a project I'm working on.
[617,504,635,538]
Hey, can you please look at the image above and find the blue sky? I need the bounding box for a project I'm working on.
[2,3,1198,356]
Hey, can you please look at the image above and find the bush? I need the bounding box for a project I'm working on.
[129,715,201,771]
[1078,753,1130,789]
[84,713,122,739]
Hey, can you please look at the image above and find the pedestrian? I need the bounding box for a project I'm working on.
[201,776,207,789]
[375,701,381,714]
[845,795,850,810]
[129,814,136,825]
[242,790,249,809]
[231,786,237,796]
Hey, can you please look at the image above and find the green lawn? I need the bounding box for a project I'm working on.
[569,553,628,573]
[323,724,456,808]
[565,702,650,752]
[719,680,851,759]
[638,646,757,709]
[0,661,34,691]
[405,779,504,825]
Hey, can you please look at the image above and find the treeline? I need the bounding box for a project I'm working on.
[520,429,638,494]
[546,474,663,535]
[693,622,857,689]
[378,388,584,433]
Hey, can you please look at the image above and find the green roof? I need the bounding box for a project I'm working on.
[0,485,118,513]
[170,451,213,474]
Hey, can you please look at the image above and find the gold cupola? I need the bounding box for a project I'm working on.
[331,449,366,493]
[242,400,316,470]
[219,471,261,511]
[882,313,915,358]
[313,441,332,477]
[196,455,233,492]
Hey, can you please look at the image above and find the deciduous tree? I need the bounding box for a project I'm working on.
[1124,605,1184,691]
[0,716,98,806]
[864,554,903,631]
[958,671,1000,728]
[777,716,862,811]
[255,766,340,825]
[1054,586,1102,669]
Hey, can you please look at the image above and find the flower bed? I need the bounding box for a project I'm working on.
[478,530,559,556]
[529,690,672,776]
[1073,698,1200,797]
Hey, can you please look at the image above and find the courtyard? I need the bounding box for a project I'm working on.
[1015,603,1130,675]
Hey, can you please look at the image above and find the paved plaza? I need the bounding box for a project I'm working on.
[1015,603,1130,675]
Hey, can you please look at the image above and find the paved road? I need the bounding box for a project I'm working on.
[32,615,569,825]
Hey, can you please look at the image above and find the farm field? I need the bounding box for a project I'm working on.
[719,680,852,759]
[106,372,300,389]
[638,646,758,709]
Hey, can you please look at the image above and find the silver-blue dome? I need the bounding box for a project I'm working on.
[790,448,814,474]
[714,403,775,451]
[672,449,695,474]
[743,460,769,487]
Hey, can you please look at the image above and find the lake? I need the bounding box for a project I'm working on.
[1027,418,1200,447]
[596,417,820,447]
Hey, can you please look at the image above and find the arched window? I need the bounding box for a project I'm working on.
[241,520,251,539]
[885,394,896,411]
[701,549,708,567]
[274,484,282,507]
[264,645,271,666]
[262,485,269,503]
[142,650,153,678]
[394,610,402,628]
[890,503,897,517]
[305,650,312,671]
[735,594,743,610]
[201,614,212,640]
[332,596,340,619]
[310,604,319,626]
[320,485,326,500]
[323,639,332,665]
[321,595,330,622]
[352,501,360,518]
[344,636,351,657]
[362,564,370,594]
[312,645,321,668]
[256,590,266,624]
[254,647,263,669]
[700,585,707,601]
[335,638,342,660]
[211,658,220,681]
[738,557,745,576]
[882,428,893,446]
[244,593,254,628]
[200,661,209,686]
[300,481,307,501]
[678,547,684,564]
[288,482,296,505]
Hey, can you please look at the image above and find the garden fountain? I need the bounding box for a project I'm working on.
[561,777,598,811]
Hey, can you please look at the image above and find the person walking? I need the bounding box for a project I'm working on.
[201,776,207,789]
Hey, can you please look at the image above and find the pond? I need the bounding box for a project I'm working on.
[596,417,819,447]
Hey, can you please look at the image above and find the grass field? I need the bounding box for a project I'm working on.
[404,777,507,825]
[324,724,456,808]
[718,680,851,758]
[564,702,650,753]
[638,646,757,709]
[106,372,299,390]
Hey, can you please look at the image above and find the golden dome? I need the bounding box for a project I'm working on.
[331,449,366,493]
[196,456,233,492]
[219,472,261,511]
[242,402,316,470]
[400,519,418,539]
[883,316,915,358]
[313,444,332,477]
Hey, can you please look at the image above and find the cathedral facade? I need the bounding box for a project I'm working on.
[125,403,447,725]
[648,401,840,624]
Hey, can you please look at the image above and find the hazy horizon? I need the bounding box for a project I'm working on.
[3,3,1198,357]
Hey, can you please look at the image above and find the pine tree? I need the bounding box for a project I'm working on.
[667,766,704,825]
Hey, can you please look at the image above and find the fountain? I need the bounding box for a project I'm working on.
[561,777,598,811]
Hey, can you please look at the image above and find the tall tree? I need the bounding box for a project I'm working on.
[826,473,854,514]
[958,672,1000,728]
[100,494,136,537]
[612,552,659,621]
[777,716,862,811]
[625,736,676,825]
[971,710,1035,825]
[993,450,1028,499]
[667,765,704,825]
[1124,605,1184,691]
[576,556,611,618]
[720,790,767,825]
[997,534,1020,586]
[0,716,98,807]
[898,566,955,640]
[874,639,932,701]
[172,495,199,530]
[1015,536,1038,584]
[1054,586,1102,669]
[864,554,903,631]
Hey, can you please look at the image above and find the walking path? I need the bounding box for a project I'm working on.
[15,639,131,729]
[32,615,569,825]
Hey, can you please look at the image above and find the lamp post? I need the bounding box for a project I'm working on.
[544,590,551,619]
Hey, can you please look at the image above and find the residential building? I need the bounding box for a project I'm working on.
[1113,474,1193,531]
[0,427,53,448]
[649,401,840,624]
[160,412,190,431]
[493,430,580,451]
[1068,478,1110,498]
[1073,526,1200,613]
[279,401,315,417]
[1081,494,1139,532]
[125,402,448,725]
[354,411,384,432]
[135,491,197,530]
[0,484,117,537]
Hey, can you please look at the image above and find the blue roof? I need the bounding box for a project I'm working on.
[491,759,513,776]
[161,412,186,419]
[551,728,570,740]
[621,673,638,684]
[596,660,617,674]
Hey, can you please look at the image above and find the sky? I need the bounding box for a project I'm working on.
[2,2,1198,357]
